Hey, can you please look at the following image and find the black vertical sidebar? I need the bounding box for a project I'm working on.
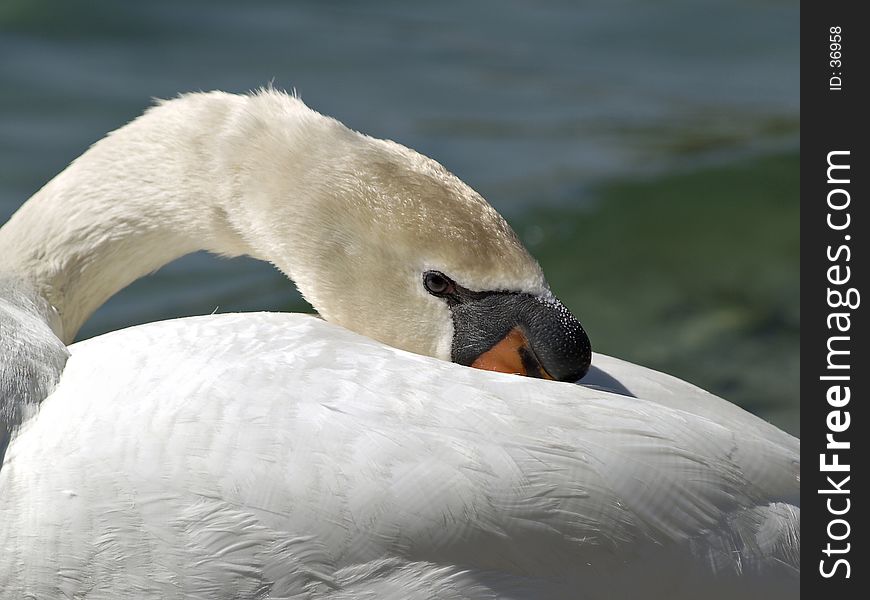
[803,2,868,596]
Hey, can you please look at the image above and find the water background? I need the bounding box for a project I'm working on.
[0,0,799,433]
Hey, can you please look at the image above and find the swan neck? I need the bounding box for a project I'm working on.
[0,90,544,358]
[0,95,264,343]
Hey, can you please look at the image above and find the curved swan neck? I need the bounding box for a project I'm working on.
[0,91,319,343]
[0,90,546,356]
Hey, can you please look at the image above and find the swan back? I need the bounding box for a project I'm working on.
[0,313,798,599]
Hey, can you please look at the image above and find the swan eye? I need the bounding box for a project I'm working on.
[423,271,455,296]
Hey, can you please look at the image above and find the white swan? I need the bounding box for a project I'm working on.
[0,90,798,598]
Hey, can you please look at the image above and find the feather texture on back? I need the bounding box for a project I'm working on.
[1,313,798,599]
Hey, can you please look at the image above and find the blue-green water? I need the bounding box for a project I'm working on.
[0,0,799,433]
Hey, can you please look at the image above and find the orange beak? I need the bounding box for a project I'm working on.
[470,326,555,380]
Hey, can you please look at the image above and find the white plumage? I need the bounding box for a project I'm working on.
[2,314,798,598]
[0,91,799,598]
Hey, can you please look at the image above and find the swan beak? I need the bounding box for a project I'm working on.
[470,326,555,379]
[450,292,591,382]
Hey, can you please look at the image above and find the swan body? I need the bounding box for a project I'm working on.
[1,313,798,599]
[0,90,799,597]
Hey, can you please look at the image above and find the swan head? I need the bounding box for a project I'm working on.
[228,91,592,382]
